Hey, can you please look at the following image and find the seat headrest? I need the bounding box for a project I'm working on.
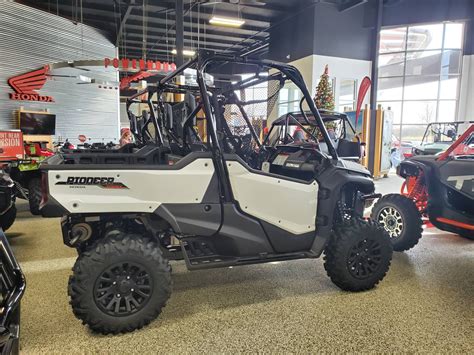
[164,103,173,129]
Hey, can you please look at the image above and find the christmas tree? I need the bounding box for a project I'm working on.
[314,65,335,111]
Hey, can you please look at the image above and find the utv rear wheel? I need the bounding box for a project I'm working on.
[324,219,392,292]
[68,232,171,334]
[0,205,16,231]
[371,194,423,252]
[28,178,42,215]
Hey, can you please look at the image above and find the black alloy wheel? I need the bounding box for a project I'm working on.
[324,218,393,291]
[347,238,383,279]
[69,232,171,334]
[94,262,153,317]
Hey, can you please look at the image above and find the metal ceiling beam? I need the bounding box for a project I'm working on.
[123,47,232,60]
[126,10,266,33]
[43,3,269,33]
[154,0,290,15]
[121,23,260,44]
[20,0,282,62]
[339,0,368,12]
[156,6,272,29]
[24,2,270,39]
[116,1,136,46]
[125,46,231,56]
[123,38,244,50]
[123,16,269,38]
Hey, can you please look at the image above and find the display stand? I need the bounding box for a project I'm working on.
[372,105,392,179]
[361,105,371,168]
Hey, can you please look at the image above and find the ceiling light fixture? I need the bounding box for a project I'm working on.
[171,49,196,57]
[209,16,245,27]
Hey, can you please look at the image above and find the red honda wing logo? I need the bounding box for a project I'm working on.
[8,66,54,102]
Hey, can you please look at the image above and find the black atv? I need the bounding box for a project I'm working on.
[0,174,17,232]
[0,230,26,354]
[40,51,392,334]
[372,124,474,251]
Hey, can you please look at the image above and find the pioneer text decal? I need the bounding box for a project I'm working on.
[56,177,128,189]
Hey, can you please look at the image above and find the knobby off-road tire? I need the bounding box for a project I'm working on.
[68,232,171,334]
[324,219,393,292]
[0,205,16,231]
[371,194,423,252]
[28,178,42,215]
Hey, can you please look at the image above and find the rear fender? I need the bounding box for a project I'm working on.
[398,160,433,193]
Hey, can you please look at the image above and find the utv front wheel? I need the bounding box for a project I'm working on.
[371,194,423,251]
[68,233,171,334]
[28,178,42,215]
[324,219,392,292]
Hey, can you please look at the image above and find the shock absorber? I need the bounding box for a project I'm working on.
[407,171,428,214]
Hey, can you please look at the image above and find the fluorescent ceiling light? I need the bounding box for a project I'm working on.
[209,16,245,27]
[171,49,196,57]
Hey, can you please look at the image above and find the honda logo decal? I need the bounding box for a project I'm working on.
[8,66,54,102]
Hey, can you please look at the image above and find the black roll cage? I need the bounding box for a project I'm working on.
[127,51,338,157]
[126,51,339,202]
[265,109,358,147]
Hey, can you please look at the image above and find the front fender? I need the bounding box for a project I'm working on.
[310,165,374,255]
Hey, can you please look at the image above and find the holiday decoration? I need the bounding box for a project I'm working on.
[314,65,335,111]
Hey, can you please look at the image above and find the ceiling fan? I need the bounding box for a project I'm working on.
[200,0,266,6]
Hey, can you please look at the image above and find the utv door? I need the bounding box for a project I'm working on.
[153,153,223,236]
[224,155,318,253]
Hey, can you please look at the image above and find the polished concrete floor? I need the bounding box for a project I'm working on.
[7,176,474,353]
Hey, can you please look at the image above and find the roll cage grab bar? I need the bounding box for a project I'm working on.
[126,51,339,160]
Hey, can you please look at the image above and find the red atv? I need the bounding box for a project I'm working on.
[371,125,474,251]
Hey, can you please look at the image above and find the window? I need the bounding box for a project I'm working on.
[277,83,301,117]
[339,79,357,112]
[377,22,464,144]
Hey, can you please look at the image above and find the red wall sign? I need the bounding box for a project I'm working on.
[8,66,54,102]
[104,57,176,72]
[0,131,24,161]
[120,71,155,90]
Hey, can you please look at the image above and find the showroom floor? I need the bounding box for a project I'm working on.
[8,175,474,353]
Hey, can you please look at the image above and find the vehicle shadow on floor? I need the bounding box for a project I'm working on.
[163,258,364,322]
[163,248,444,323]
[4,232,24,239]
[14,211,38,220]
